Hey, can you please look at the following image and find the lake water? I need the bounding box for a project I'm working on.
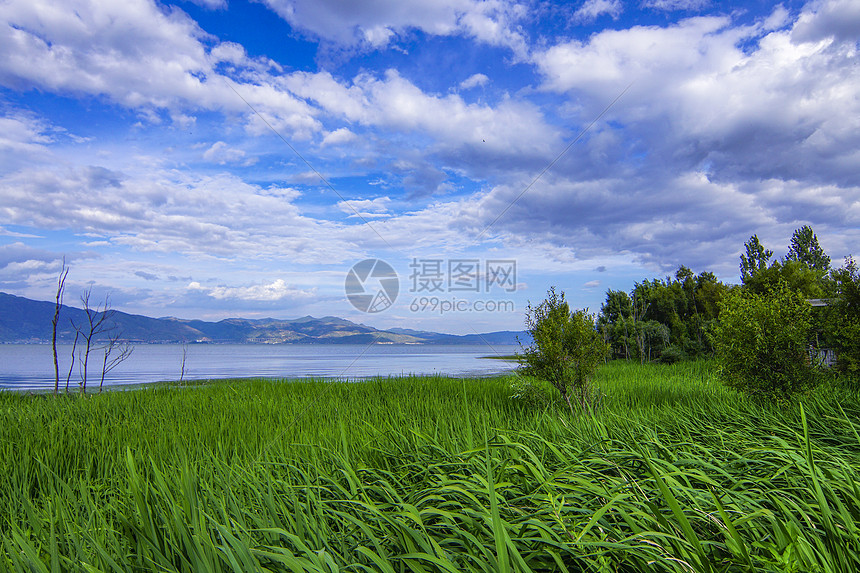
[0,343,520,392]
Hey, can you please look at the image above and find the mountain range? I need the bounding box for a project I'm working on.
[0,292,526,345]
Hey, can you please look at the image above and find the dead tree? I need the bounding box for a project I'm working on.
[71,287,114,394]
[52,258,69,395]
[179,343,188,384]
[65,330,79,394]
[98,331,134,393]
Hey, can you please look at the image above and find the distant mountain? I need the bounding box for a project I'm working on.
[0,292,526,345]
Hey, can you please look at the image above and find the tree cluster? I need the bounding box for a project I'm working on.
[520,225,858,406]
[51,261,133,394]
[715,226,860,401]
[596,266,728,364]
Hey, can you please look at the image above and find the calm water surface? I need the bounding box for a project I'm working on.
[0,344,520,391]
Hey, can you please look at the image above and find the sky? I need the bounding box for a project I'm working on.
[0,0,858,335]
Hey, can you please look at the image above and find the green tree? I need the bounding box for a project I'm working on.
[785,225,831,272]
[520,287,609,409]
[597,289,633,359]
[828,257,860,377]
[741,227,832,298]
[712,282,817,402]
[597,267,727,362]
[740,234,774,284]
[743,259,830,298]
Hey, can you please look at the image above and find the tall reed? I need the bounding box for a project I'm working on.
[1,362,859,571]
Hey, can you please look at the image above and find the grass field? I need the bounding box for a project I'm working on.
[2,360,860,572]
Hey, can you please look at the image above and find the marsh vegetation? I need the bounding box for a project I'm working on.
[3,362,860,572]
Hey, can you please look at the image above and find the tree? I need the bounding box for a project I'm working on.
[712,282,817,402]
[828,257,860,377]
[740,234,774,284]
[597,267,727,362]
[785,225,831,272]
[65,330,79,394]
[597,289,633,359]
[52,258,69,395]
[71,287,115,394]
[743,259,830,298]
[741,227,832,298]
[520,287,609,410]
[98,331,134,393]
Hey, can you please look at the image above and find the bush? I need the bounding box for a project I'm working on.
[519,287,609,409]
[659,345,688,364]
[712,282,817,402]
[829,257,860,378]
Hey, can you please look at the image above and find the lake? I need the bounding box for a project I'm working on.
[0,343,521,392]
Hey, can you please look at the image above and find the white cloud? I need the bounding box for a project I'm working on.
[257,0,529,55]
[0,162,371,263]
[321,127,358,147]
[0,0,321,138]
[763,4,791,31]
[641,0,709,11]
[792,0,860,43]
[534,3,860,188]
[0,112,58,171]
[574,0,623,23]
[285,69,561,163]
[1,0,858,310]
[202,141,248,164]
[337,197,392,218]
[188,279,316,302]
[459,73,489,89]
[185,0,227,9]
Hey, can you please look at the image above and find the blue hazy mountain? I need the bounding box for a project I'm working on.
[0,292,525,345]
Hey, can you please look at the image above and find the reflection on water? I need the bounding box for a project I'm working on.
[0,343,520,391]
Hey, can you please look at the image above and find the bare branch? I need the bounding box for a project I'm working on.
[65,330,79,394]
[52,257,69,395]
[99,331,134,393]
[72,287,117,393]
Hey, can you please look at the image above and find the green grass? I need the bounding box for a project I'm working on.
[2,361,860,571]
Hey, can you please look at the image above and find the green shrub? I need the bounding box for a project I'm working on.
[712,282,817,402]
[519,287,609,409]
[829,257,860,379]
[659,344,688,364]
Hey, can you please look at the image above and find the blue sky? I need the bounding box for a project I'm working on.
[0,0,858,334]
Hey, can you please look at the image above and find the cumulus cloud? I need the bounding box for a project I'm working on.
[533,3,860,191]
[0,242,59,269]
[0,242,64,288]
[284,69,561,173]
[337,197,392,218]
[0,1,558,185]
[203,141,250,164]
[321,127,358,147]
[1,0,858,319]
[574,0,623,22]
[257,0,529,55]
[641,0,710,11]
[0,0,320,138]
[792,0,860,43]
[459,73,489,89]
[0,163,371,263]
[185,0,227,9]
[0,112,58,171]
[187,278,316,302]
